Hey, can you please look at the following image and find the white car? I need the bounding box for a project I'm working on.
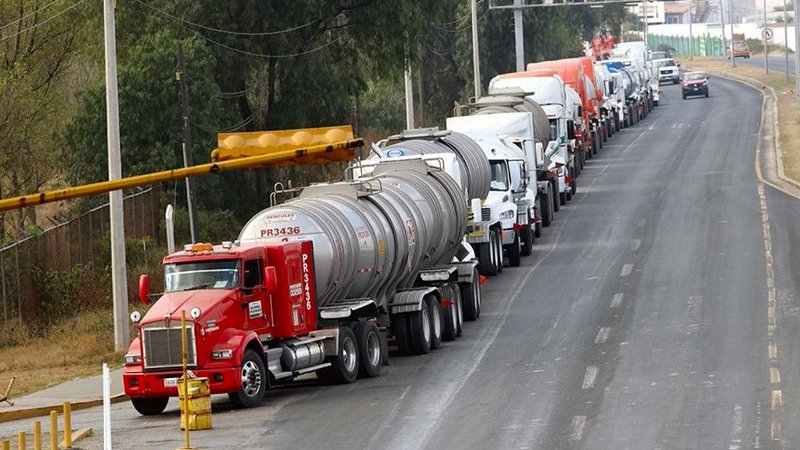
[652,58,680,84]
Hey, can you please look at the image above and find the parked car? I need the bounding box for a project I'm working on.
[681,72,709,99]
[650,50,669,60]
[652,58,680,84]
[727,41,751,59]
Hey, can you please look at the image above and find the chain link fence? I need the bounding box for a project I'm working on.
[0,186,163,325]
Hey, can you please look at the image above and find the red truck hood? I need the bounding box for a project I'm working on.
[141,289,237,323]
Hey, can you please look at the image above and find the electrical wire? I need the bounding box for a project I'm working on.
[0,0,86,43]
[0,0,66,32]
[433,0,484,26]
[132,0,319,37]
[433,8,490,33]
[192,105,264,134]
[184,24,345,59]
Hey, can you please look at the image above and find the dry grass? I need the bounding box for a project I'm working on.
[0,309,125,398]
[676,58,800,182]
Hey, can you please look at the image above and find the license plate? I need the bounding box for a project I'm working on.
[164,377,178,388]
[693,88,699,91]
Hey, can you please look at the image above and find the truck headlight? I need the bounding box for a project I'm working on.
[212,349,234,360]
[190,307,202,319]
[499,210,515,220]
[130,311,141,323]
[124,354,141,365]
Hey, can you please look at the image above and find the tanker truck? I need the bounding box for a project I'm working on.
[453,91,556,233]
[488,71,576,215]
[122,129,484,415]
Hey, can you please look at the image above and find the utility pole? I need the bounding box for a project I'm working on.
[764,0,770,73]
[103,0,129,351]
[783,0,789,81]
[795,0,799,106]
[729,0,736,67]
[514,0,524,72]
[721,0,727,59]
[404,63,415,129]
[471,0,482,99]
[689,0,694,59]
[176,45,198,243]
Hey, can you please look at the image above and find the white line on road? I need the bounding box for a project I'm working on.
[620,264,633,277]
[610,293,624,309]
[582,366,598,389]
[569,416,587,442]
[630,238,641,251]
[595,327,611,344]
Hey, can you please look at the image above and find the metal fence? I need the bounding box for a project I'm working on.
[647,33,726,57]
[0,186,163,324]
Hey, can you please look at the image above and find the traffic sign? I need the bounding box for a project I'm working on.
[763,28,774,40]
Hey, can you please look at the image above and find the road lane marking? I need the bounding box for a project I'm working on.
[582,366,598,389]
[770,367,781,384]
[620,264,633,277]
[610,293,624,309]
[769,341,778,360]
[569,416,586,442]
[771,390,782,410]
[595,327,611,344]
[630,239,641,251]
[728,404,744,450]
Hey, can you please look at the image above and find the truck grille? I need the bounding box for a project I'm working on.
[142,322,197,370]
[481,207,492,221]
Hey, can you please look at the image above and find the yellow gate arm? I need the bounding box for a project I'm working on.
[0,126,361,212]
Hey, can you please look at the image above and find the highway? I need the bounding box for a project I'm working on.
[5,75,797,449]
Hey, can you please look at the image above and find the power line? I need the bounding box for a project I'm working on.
[192,105,264,134]
[0,0,67,32]
[184,24,345,59]
[0,0,86,43]
[132,0,319,37]
[434,8,490,33]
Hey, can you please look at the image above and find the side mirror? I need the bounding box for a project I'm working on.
[138,274,151,304]
[677,63,681,67]
[567,120,576,139]
[577,105,584,117]
[263,266,278,295]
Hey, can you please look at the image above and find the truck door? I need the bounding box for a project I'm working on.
[242,258,270,333]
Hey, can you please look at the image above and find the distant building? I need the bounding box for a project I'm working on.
[664,2,692,24]
[627,2,667,24]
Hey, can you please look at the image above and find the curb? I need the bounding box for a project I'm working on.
[0,394,128,424]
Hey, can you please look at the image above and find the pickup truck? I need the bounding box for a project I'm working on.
[652,58,680,84]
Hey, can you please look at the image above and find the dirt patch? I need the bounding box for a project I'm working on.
[676,58,800,182]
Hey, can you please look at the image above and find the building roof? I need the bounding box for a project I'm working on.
[664,3,690,14]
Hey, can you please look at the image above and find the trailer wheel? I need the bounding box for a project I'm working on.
[130,397,168,416]
[534,220,542,238]
[551,179,560,212]
[317,326,359,383]
[460,268,481,321]
[392,313,412,355]
[228,349,267,408]
[408,301,432,354]
[559,191,567,206]
[454,284,464,337]
[428,296,443,350]
[442,286,460,341]
[520,226,533,257]
[355,322,382,378]
[540,189,552,227]
[507,232,521,267]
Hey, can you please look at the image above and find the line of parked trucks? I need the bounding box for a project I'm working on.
[122,41,661,415]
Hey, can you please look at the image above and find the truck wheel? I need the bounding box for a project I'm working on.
[408,300,432,354]
[428,296,443,350]
[229,349,267,408]
[507,232,521,267]
[355,322,382,378]
[460,268,481,321]
[478,241,497,276]
[551,180,560,212]
[454,284,464,337]
[494,230,504,273]
[540,191,551,228]
[317,326,359,383]
[520,226,533,256]
[131,397,168,416]
[392,313,412,354]
[535,220,542,238]
[442,286,459,341]
[560,191,567,206]
[571,176,578,197]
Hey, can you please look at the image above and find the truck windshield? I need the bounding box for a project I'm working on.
[164,260,240,292]
[548,119,559,141]
[489,161,509,191]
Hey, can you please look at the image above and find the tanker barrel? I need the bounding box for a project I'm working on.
[238,158,466,309]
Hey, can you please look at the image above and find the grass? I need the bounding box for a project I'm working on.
[675,57,800,182]
[0,309,125,398]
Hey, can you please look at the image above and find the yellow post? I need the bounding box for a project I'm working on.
[49,411,58,450]
[181,310,190,450]
[33,421,41,450]
[17,432,25,450]
[2,439,9,450]
[63,402,72,448]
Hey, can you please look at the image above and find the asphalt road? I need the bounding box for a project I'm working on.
[714,54,797,77]
[3,77,794,449]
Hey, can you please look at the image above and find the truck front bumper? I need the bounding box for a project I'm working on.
[124,366,242,398]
